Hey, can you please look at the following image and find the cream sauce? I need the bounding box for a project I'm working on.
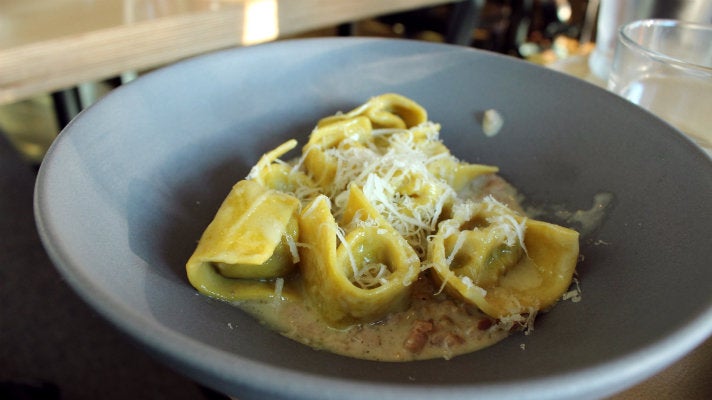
[229,178,611,361]
[233,175,539,361]
[239,275,513,361]
[526,192,614,238]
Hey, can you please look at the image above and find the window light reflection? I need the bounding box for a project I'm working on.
[242,0,279,45]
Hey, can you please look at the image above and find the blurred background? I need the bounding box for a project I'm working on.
[2,1,711,400]
[0,0,597,165]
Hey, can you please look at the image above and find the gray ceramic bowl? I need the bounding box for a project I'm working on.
[35,38,712,400]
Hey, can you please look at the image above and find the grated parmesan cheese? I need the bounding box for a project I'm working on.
[285,234,300,264]
[483,196,528,254]
[274,277,285,300]
[445,231,467,267]
[293,122,459,258]
[562,277,582,303]
[334,225,358,280]
[353,262,391,289]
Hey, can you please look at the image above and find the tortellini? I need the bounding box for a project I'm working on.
[186,93,581,332]
[302,116,373,190]
[317,93,428,129]
[186,179,300,301]
[428,198,579,318]
[298,187,420,326]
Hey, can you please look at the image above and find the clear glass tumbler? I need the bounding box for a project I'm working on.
[608,19,712,155]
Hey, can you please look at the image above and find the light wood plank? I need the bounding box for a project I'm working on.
[0,0,455,104]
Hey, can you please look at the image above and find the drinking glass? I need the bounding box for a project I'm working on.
[589,0,712,81]
[608,19,712,155]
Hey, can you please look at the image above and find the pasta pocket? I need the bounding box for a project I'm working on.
[298,191,420,327]
[247,139,316,196]
[428,197,579,318]
[186,179,299,301]
[317,93,427,129]
[302,116,373,190]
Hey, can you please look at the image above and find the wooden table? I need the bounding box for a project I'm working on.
[0,0,461,106]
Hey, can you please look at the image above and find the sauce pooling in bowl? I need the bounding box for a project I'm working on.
[186,94,581,361]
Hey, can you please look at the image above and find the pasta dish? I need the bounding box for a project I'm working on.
[186,94,580,361]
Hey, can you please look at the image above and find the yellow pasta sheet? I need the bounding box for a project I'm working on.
[186,93,580,327]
